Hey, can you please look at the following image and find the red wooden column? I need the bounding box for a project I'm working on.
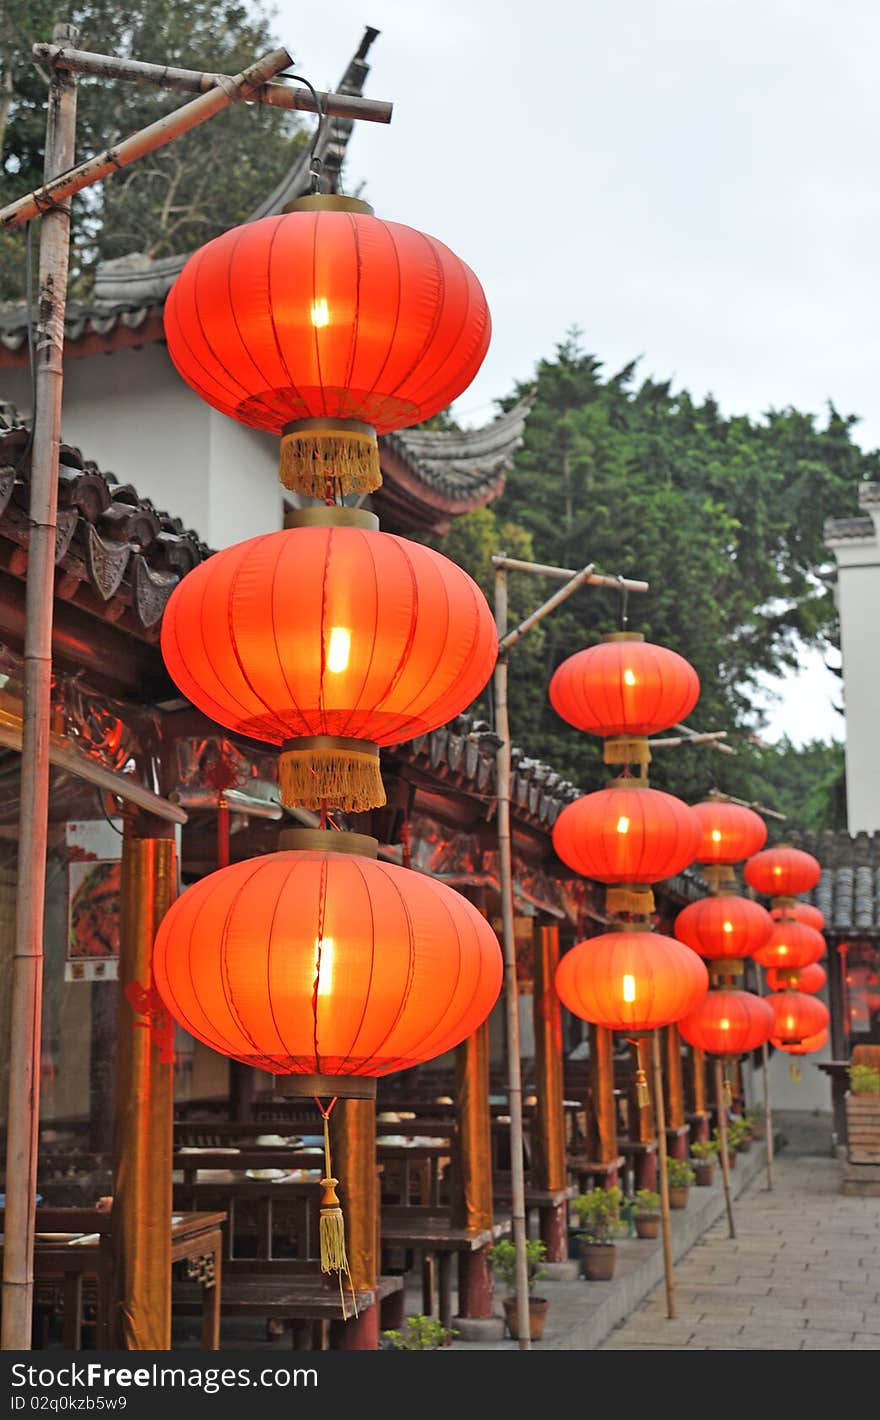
[589,1024,620,1187]
[532,924,568,1261]
[329,1097,379,1350]
[634,1037,658,1191]
[453,1020,495,1319]
[664,1025,689,1160]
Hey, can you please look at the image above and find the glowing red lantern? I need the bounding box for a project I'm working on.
[161,513,497,810]
[692,799,767,865]
[552,782,700,885]
[548,633,699,766]
[764,962,827,995]
[164,195,491,498]
[744,846,821,899]
[153,836,502,1085]
[770,902,824,931]
[674,895,773,961]
[752,921,825,971]
[765,991,829,1045]
[678,989,774,1055]
[555,930,708,1032]
[773,1027,828,1056]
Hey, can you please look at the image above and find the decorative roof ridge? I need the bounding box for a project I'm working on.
[380,393,535,503]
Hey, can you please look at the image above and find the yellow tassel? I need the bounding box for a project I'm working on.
[606,885,655,917]
[279,742,386,813]
[704,864,736,892]
[635,1067,650,1108]
[318,1103,357,1320]
[279,427,381,498]
[722,1069,733,1105]
[604,735,651,766]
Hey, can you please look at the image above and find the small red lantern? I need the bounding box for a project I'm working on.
[744,845,821,899]
[678,989,775,1055]
[674,895,773,961]
[692,799,767,865]
[752,921,825,971]
[764,962,827,994]
[164,196,491,498]
[161,514,497,810]
[555,930,709,1033]
[773,1026,828,1056]
[770,902,824,931]
[548,633,699,766]
[765,991,829,1045]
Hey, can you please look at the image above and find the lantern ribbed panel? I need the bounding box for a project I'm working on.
[774,1027,828,1056]
[765,962,827,994]
[678,989,775,1055]
[549,639,699,737]
[160,526,497,747]
[153,851,502,1078]
[744,847,822,897]
[752,921,826,970]
[770,902,825,931]
[552,785,700,883]
[766,991,830,1044]
[692,801,767,865]
[674,895,773,960]
[163,210,491,435]
[554,931,709,1032]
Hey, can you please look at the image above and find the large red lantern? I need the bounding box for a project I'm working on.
[674,895,773,961]
[752,921,825,971]
[744,845,821,899]
[678,989,774,1055]
[555,930,708,1033]
[153,835,502,1084]
[552,782,699,890]
[770,902,824,931]
[765,991,829,1045]
[764,962,827,995]
[161,512,497,810]
[548,633,699,766]
[692,799,767,866]
[164,195,491,498]
[773,1027,828,1056]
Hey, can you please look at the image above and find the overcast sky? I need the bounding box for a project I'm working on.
[279,0,873,744]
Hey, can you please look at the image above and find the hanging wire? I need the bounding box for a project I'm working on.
[279,72,326,192]
[616,574,630,631]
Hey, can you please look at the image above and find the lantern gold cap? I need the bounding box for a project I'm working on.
[273,1072,377,1100]
[283,194,375,216]
[279,827,379,858]
[601,631,644,643]
[284,505,379,531]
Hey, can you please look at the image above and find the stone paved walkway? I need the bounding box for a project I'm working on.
[601,1150,880,1350]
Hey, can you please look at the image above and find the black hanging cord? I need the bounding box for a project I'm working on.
[616,574,630,631]
[280,73,326,193]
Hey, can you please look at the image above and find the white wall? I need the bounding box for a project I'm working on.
[833,536,880,833]
[207,408,283,547]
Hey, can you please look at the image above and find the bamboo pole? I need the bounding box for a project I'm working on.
[491,554,648,592]
[755,971,775,1191]
[499,565,595,652]
[1,46,294,229]
[493,565,532,1352]
[33,42,393,125]
[0,23,80,1350]
[714,1057,736,1240]
[651,1031,676,1320]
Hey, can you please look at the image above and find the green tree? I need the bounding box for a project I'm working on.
[1,0,305,300]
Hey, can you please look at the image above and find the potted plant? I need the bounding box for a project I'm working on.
[712,1125,736,1169]
[571,1185,626,1279]
[846,1060,880,1165]
[382,1315,458,1349]
[489,1237,550,1341]
[666,1158,695,1208]
[631,1188,661,1239]
[744,1103,765,1140]
[690,1138,719,1186]
[727,1115,751,1153]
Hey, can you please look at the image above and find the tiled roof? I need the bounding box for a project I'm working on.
[824,515,875,542]
[782,830,880,935]
[383,397,534,503]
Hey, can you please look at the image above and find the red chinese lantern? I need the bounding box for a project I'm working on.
[548,633,699,766]
[770,902,824,931]
[555,930,709,1033]
[764,962,827,994]
[691,799,767,893]
[153,836,503,1084]
[161,513,497,810]
[773,1027,828,1056]
[164,195,491,498]
[678,989,775,1055]
[765,991,829,1045]
[744,845,821,899]
[674,895,773,961]
[752,921,825,971]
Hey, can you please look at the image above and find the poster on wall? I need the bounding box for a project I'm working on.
[65,819,123,982]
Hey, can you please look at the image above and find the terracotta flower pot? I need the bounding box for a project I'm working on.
[738,1136,753,1153]
[726,1148,737,1170]
[578,1240,618,1280]
[634,1213,661,1239]
[502,1295,549,1341]
[694,1161,716,1187]
[668,1184,690,1209]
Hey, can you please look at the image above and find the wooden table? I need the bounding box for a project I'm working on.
[380,1209,511,1329]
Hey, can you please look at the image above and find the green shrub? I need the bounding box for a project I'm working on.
[631,1188,660,1215]
[383,1315,458,1349]
[849,1063,880,1095]
[571,1185,626,1243]
[489,1237,547,1293]
[690,1139,720,1162]
[666,1159,696,1188]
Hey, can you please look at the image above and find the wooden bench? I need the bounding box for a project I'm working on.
[380,1207,511,1329]
[567,1155,625,1191]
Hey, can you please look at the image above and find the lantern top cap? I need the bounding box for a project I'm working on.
[284,505,380,532]
[277,827,379,858]
[282,194,375,216]
[600,631,645,644]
